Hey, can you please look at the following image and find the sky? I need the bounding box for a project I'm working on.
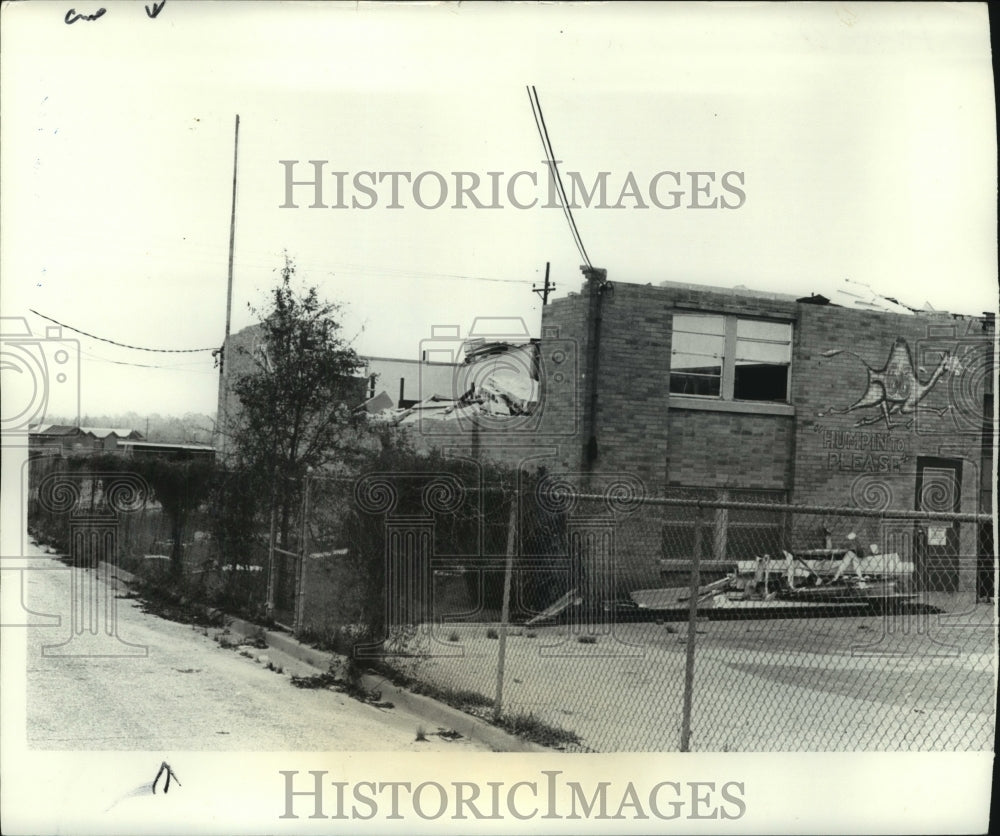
[2,1,996,422]
[1,5,997,832]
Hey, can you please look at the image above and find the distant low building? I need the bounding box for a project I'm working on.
[214,322,462,459]
[28,425,144,457]
[116,439,216,462]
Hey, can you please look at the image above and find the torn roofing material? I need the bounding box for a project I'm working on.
[369,340,543,427]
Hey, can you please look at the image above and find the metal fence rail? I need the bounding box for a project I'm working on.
[292,476,995,753]
[25,458,996,753]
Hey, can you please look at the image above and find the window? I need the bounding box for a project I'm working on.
[668,315,725,397]
[670,314,791,403]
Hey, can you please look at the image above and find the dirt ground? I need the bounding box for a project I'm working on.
[387,600,997,752]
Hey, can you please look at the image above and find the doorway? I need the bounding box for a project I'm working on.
[914,457,962,593]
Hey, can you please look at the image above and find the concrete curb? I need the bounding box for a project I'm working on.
[225,616,549,754]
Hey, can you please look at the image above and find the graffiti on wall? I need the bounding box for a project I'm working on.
[818,427,911,472]
[816,336,962,429]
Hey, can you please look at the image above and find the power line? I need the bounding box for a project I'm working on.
[78,347,217,371]
[526,86,592,269]
[29,309,218,353]
[288,261,538,286]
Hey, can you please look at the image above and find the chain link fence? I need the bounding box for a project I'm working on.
[289,473,995,753]
[25,456,996,752]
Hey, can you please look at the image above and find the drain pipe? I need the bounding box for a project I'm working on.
[581,266,609,477]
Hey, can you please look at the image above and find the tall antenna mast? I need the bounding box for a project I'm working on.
[223,114,240,362]
[217,115,240,456]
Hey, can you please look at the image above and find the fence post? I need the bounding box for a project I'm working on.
[493,495,517,722]
[680,504,704,752]
[265,503,278,620]
[293,473,311,635]
[713,489,729,561]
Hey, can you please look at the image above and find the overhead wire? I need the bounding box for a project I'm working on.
[526,85,592,269]
[29,309,219,353]
[77,347,218,372]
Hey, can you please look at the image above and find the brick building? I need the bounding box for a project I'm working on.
[418,271,994,594]
[215,275,994,596]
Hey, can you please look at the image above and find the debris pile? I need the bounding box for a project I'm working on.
[364,341,541,427]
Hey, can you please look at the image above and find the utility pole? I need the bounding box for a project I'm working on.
[222,114,240,373]
[532,262,554,305]
[217,115,240,457]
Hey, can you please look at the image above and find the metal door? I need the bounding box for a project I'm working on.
[914,457,962,593]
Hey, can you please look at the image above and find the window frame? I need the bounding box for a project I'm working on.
[670,313,793,406]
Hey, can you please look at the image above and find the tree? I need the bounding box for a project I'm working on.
[134,457,216,578]
[228,257,367,549]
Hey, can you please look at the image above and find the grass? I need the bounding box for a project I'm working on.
[492,711,583,750]
[406,680,494,709]
[397,677,583,750]
[289,663,394,709]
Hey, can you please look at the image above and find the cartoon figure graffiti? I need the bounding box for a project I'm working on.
[817,337,964,428]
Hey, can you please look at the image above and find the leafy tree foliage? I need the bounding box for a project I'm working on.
[228,258,367,548]
[131,457,216,578]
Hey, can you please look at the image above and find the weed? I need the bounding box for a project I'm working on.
[407,681,493,710]
[486,627,499,640]
[447,630,460,642]
[290,670,340,689]
[415,726,428,742]
[289,662,393,709]
[493,711,583,750]
[239,649,254,659]
[248,628,268,649]
[577,635,598,644]
[525,630,537,639]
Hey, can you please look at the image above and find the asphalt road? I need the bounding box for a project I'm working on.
[22,547,489,751]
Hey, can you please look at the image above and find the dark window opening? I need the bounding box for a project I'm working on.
[669,371,721,397]
[733,363,789,401]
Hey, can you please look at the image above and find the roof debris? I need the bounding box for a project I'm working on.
[367,341,542,427]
